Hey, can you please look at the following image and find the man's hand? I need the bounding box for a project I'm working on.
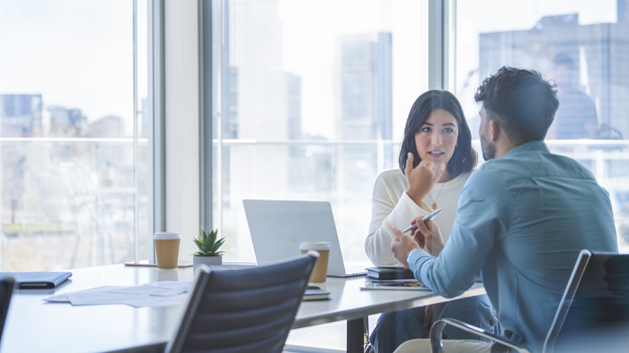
[390,227,420,267]
[405,153,445,205]
[410,217,446,256]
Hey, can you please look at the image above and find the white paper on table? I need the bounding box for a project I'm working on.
[145,281,191,292]
[44,286,129,303]
[108,285,183,297]
[65,289,187,307]
[139,294,188,308]
[45,284,189,307]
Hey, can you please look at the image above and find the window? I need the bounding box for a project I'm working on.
[212,0,429,263]
[453,0,629,250]
[0,0,150,270]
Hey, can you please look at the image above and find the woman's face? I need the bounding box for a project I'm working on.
[414,109,459,166]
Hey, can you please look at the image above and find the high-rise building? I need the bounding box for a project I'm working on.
[226,67,239,139]
[221,0,310,259]
[48,105,87,137]
[478,11,629,138]
[619,0,628,23]
[1,94,42,137]
[286,72,302,141]
[336,32,393,199]
[337,32,393,142]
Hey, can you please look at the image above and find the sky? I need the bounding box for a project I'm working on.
[0,0,147,135]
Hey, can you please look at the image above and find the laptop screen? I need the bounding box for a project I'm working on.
[243,199,352,277]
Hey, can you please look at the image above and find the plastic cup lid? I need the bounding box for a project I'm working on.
[153,232,181,240]
[299,241,330,250]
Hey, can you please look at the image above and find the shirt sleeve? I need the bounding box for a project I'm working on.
[408,166,511,298]
[365,173,429,266]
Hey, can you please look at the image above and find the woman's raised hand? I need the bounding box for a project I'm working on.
[405,152,445,205]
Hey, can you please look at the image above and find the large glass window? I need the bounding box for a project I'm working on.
[454,0,629,250]
[213,0,429,263]
[0,0,149,270]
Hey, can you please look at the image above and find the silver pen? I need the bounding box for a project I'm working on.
[402,208,442,233]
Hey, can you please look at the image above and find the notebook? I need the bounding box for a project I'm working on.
[366,266,415,280]
[303,286,331,301]
[1,272,72,289]
[243,199,367,277]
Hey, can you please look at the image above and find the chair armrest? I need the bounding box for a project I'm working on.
[430,318,530,353]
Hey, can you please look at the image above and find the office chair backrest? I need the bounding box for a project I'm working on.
[165,252,318,353]
[0,277,15,343]
[543,249,592,352]
[545,250,629,352]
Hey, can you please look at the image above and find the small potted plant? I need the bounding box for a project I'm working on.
[192,227,225,270]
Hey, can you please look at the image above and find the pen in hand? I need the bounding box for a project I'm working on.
[402,208,442,233]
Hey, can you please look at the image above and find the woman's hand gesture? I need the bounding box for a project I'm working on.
[405,152,445,205]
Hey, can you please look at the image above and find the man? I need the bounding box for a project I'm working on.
[390,67,618,353]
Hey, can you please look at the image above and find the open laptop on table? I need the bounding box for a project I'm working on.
[243,199,367,277]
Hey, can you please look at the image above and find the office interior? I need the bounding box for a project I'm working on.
[1,0,629,352]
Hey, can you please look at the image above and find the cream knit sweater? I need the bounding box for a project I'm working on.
[364,169,471,266]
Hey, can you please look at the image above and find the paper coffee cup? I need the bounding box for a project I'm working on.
[154,232,181,269]
[300,241,331,283]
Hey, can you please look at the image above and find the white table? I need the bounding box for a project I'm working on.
[294,274,485,353]
[0,264,485,353]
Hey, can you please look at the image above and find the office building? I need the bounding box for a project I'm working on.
[478,12,629,138]
[336,31,393,201]
[337,32,392,142]
[47,105,87,137]
[1,94,42,137]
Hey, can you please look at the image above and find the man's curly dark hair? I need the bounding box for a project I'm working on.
[475,67,559,145]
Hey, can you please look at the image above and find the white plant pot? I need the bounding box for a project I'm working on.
[193,255,222,272]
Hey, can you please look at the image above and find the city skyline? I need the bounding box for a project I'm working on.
[1,0,620,143]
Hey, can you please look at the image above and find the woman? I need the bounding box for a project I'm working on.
[364,90,500,353]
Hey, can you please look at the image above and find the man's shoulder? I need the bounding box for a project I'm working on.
[475,149,595,182]
[465,162,508,189]
[473,159,516,177]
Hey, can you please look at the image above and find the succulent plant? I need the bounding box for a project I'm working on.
[193,228,225,256]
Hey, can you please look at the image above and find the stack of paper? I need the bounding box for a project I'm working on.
[360,280,428,291]
[45,281,191,308]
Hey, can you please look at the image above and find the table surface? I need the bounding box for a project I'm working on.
[1,264,485,353]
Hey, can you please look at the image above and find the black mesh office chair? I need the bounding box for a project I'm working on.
[0,277,15,343]
[164,251,318,353]
[430,250,629,353]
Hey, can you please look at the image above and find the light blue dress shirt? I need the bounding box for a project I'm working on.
[408,141,618,352]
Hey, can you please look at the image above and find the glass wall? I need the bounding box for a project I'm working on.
[0,0,149,270]
[213,0,429,263]
[454,0,629,250]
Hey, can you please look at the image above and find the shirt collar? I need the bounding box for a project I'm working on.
[503,140,549,158]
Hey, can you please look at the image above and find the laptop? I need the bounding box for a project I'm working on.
[243,199,367,277]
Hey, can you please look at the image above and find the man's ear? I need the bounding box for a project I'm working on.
[488,120,501,142]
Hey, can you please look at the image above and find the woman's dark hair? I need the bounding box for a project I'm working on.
[399,90,477,178]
